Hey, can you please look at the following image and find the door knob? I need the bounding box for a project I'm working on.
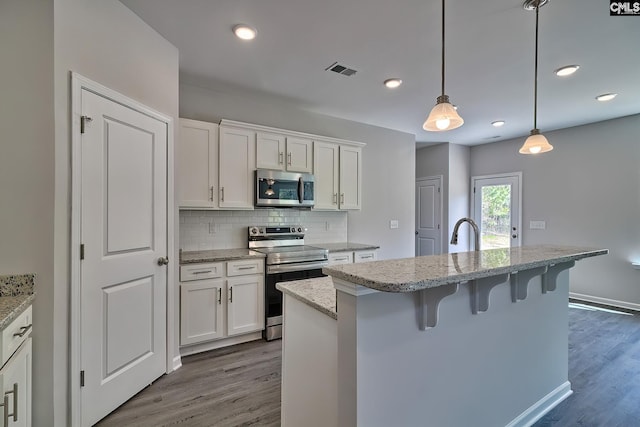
[415,231,419,235]
[157,257,169,266]
[512,234,518,239]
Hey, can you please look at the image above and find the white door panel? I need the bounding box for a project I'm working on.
[80,88,167,426]
[416,177,442,256]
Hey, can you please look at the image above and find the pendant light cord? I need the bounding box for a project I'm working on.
[441,0,446,96]
[533,1,539,129]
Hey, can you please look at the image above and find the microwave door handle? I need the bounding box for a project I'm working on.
[298,177,304,203]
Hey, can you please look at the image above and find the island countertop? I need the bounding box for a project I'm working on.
[323,245,608,293]
[276,276,337,320]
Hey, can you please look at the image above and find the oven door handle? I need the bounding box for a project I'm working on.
[267,261,328,275]
[298,177,304,204]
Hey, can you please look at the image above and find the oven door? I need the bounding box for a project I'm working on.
[255,169,314,207]
[264,263,326,341]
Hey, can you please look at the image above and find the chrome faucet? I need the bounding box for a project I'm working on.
[450,218,480,251]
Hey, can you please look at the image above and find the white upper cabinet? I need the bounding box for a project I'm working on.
[313,141,340,210]
[314,141,362,210]
[178,119,218,209]
[256,132,286,170]
[256,132,312,173]
[219,126,256,209]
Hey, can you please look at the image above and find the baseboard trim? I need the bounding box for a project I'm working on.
[506,381,573,427]
[179,332,263,357]
[569,292,640,312]
[172,355,182,371]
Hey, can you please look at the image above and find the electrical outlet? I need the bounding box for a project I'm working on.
[529,220,546,230]
[390,220,399,229]
[325,221,331,231]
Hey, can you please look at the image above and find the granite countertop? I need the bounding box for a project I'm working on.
[0,274,36,330]
[323,245,608,293]
[277,276,337,320]
[180,248,266,264]
[313,242,380,252]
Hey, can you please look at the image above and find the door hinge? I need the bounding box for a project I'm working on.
[80,244,85,260]
[80,370,85,387]
[438,187,441,193]
[438,224,440,230]
[80,115,92,134]
[473,187,476,194]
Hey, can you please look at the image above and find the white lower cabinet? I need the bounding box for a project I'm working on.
[328,249,378,266]
[180,260,264,349]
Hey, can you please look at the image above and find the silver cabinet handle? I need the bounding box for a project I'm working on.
[237,266,255,271]
[229,287,233,303]
[209,186,214,202]
[218,288,222,304]
[341,193,345,204]
[1,394,9,427]
[157,257,169,266]
[192,270,212,275]
[333,193,338,204]
[287,152,292,165]
[221,187,225,202]
[3,383,17,423]
[13,324,31,338]
[335,257,349,261]
[279,152,284,164]
[361,255,373,259]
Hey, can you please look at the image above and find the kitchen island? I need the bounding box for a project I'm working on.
[277,245,607,427]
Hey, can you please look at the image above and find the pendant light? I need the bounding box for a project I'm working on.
[519,0,553,154]
[423,0,463,132]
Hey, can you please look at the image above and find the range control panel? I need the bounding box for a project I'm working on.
[248,225,307,237]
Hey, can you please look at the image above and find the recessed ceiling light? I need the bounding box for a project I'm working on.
[233,24,257,41]
[596,93,617,102]
[491,120,505,127]
[384,78,402,89]
[554,65,580,77]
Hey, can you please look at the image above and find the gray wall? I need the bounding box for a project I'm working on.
[470,114,640,308]
[180,80,416,261]
[50,1,179,424]
[0,0,55,421]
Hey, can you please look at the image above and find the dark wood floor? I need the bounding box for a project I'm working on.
[97,301,640,427]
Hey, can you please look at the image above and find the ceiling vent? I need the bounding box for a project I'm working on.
[326,62,357,77]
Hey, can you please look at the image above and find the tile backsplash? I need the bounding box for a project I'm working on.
[179,209,348,250]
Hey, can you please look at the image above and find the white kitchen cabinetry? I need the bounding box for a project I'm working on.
[219,126,256,209]
[180,260,264,350]
[178,119,219,209]
[256,133,313,173]
[328,249,377,266]
[328,252,353,265]
[314,142,362,210]
[0,305,32,427]
[354,249,377,263]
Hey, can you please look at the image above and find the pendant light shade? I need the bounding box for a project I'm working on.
[424,0,463,132]
[519,0,553,154]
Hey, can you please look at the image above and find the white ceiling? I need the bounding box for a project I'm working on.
[121,0,640,146]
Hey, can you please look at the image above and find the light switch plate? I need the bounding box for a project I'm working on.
[390,220,399,229]
[529,220,546,230]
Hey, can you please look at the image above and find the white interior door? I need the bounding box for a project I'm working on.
[415,177,442,256]
[80,88,167,426]
[471,173,522,250]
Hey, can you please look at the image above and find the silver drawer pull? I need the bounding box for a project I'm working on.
[13,324,32,338]
[4,383,17,422]
[361,255,373,259]
[335,257,349,261]
[237,266,255,270]
[1,394,9,427]
[192,270,213,275]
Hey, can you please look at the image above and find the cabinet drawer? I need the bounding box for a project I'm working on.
[328,252,353,265]
[227,259,264,277]
[1,305,32,368]
[354,251,377,263]
[180,263,224,281]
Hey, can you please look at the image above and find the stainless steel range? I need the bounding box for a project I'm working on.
[249,225,328,341]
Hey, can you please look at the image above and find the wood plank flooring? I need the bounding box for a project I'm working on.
[97,301,640,426]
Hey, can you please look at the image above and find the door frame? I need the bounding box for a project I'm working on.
[470,172,522,249]
[69,72,176,426]
[415,175,444,256]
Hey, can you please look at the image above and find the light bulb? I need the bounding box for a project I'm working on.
[436,118,451,130]
[529,146,542,154]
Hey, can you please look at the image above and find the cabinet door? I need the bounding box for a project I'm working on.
[219,126,255,209]
[256,132,286,170]
[227,275,265,336]
[180,280,225,345]
[339,146,362,210]
[178,119,218,208]
[0,337,31,427]
[313,141,339,210]
[286,137,313,173]
[354,250,377,263]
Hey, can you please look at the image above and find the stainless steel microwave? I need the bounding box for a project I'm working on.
[255,169,315,208]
